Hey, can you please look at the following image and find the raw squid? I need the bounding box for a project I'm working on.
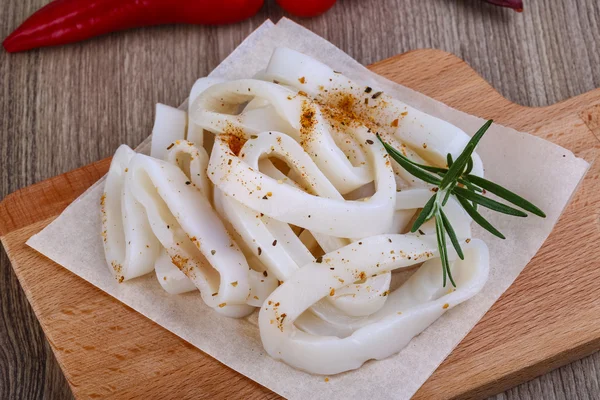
[101,47,489,375]
[259,236,489,374]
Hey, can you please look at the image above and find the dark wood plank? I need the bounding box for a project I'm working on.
[1,0,599,399]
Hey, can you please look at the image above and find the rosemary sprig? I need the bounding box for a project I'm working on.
[377,120,545,287]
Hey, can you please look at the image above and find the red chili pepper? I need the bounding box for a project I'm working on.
[483,0,524,11]
[276,0,337,18]
[3,0,264,53]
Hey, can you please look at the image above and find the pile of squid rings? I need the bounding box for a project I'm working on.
[101,47,489,375]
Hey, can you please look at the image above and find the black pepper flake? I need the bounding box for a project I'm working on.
[364,98,369,105]
[273,79,280,84]
[166,143,175,150]
[272,240,278,246]
[212,292,218,296]
[358,242,363,245]
[316,256,323,264]
[365,86,373,93]
[167,225,170,229]
[263,270,268,277]
[262,195,269,200]
[371,91,383,99]
[211,249,216,255]
[251,135,258,139]
[333,70,342,74]
[228,159,232,165]
[185,181,191,185]
[388,238,392,243]
[418,229,425,235]
[330,267,335,270]
[260,213,264,217]
[258,247,262,256]
[366,139,374,145]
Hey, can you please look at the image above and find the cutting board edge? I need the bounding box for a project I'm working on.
[459,336,600,400]
[370,48,600,116]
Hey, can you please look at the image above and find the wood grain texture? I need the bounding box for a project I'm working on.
[2,49,600,400]
[0,0,599,399]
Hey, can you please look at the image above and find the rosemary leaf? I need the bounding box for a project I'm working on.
[436,172,482,192]
[458,177,483,192]
[454,187,527,217]
[465,156,474,175]
[375,137,440,173]
[378,137,443,185]
[405,160,447,174]
[440,209,464,260]
[384,144,448,173]
[411,194,437,232]
[456,196,506,239]
[439,120,493,189]
[446,153,454,167]
[435,214,448,287]
[435,213,456,287]
[467,183,479,210]
[466,174,547,218]
[442,187,453,206]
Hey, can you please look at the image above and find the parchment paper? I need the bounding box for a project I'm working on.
[27,19,590,400]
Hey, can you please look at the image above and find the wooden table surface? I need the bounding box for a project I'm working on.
[1,1,599,399]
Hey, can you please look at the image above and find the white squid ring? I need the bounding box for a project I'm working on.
[259,235,489,374]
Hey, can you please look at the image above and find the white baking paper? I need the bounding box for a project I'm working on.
[27,19,590,400]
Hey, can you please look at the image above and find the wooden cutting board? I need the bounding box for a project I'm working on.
[1,49,600,400]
